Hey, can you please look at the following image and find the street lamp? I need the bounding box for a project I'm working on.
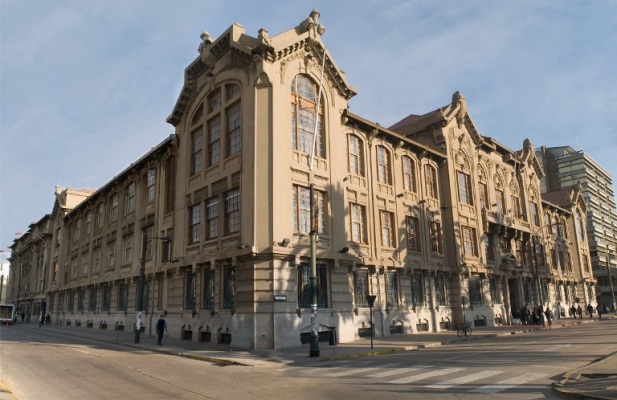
[135,232,171,344]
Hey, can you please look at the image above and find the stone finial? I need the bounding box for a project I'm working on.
[198,31,216,67]
[301,9,325,39]
[257,28,271,46]
[523,138,533,150]
[452,91,467,128]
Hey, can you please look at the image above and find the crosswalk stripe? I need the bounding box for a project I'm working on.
[388,368,465,384]
[372,367,424,378]
[471,372,547,394]
[328,367,381,377]
[425,369,504,389]
[542,344,571,352]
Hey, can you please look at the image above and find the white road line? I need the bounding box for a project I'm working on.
[425,369,504,389]
[372,367,425,378]
[388,368,465,384]
[471,372,547,394]
[542,344,571,352]
[329,367,381,377]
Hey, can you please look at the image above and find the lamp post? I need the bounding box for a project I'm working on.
[16,231,48,326]
[135,232,171,344]
[308,184,320,357]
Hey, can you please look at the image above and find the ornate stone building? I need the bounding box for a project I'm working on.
[7,10,595,349]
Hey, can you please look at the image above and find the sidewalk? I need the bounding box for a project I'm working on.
[9,315,617,399]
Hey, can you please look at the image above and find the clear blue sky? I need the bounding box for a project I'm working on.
[1,1,616,262]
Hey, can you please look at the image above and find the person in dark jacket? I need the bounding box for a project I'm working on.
[156,315,167,345]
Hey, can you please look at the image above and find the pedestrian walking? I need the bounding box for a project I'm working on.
[577,305,583,320]
[545,308,553,326]
[587,303,594,319]
[156,315,167,345]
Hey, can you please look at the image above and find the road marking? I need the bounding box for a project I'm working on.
[471,372,547,393]
[425,369,504,389]
[388,368,465,384]
[542,344,571,352]
[328,367,381,377]
[372,366,425,378]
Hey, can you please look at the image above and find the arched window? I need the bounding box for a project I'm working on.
[291,75,325,158]
[575,210,584,241]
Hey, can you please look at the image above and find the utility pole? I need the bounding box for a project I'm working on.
[309,184,320,357]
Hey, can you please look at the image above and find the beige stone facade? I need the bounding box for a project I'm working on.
[7,11,595,349]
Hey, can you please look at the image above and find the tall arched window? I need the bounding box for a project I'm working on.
[348,134,364,176]
[291,75,325,158]
[376,145,392,184]
[402,156,417,192]
[575,209,584,241]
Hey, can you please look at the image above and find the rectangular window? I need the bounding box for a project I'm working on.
[189,205,201,244]
[353,269,369,307]
[402,156,417,192]
[380,210,395,248]
[161,229,173,263]
[68,292,75,312]
[208,116,221,166]
[298,262,328,309]
[223,266,236,310]
[529,202,539,226]
[224,188,240,234]
[429,221,443,255]
[377,146,391,184]
[85,212,92,235]
[123,234,133,264]
[203,269,215,310]
[110,194,119,222]
[350,203,367,243]
[102,284,111,311]
[77,289,84,312]
[118,282,128,311]
[425,165,438,198]
[468,276,482,305]
[97,203,105,228]
[191,129,203,175]
[434,275,446,306]
[406,216,420,252]
[92,246,101,272]
[457,171,473,205]
[462,226,478,257]
[411,272,424,307]
[107,241,116,269]
[81,254,88,275]
[348,135,364,176]
[145,169,156,203]
[185,271,196,310]
[206,197,219,239]
[125,182,136,214]
[89,287,98,311]
[385,271,399,308]
[226,102,241,156]
[293,185,326,234]
[164,156,176,214]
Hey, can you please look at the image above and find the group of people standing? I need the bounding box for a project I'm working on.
[520,304,553,326]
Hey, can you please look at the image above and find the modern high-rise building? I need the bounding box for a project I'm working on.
[536,146,617,309]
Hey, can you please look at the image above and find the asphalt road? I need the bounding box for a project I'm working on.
[1,320,616,399]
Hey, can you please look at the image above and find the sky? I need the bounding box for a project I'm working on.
[1,1,616,264]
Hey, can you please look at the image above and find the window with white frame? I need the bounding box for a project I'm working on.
[291,75,324,158]
[350,203,367,243]
[189,204,201,245]
[292,185,326,234]
[348,134,364,176]
[380,210,395,248]
[224,188,240,235]
[402,156,417,192]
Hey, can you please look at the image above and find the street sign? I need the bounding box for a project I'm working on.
[274,294,287,301]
